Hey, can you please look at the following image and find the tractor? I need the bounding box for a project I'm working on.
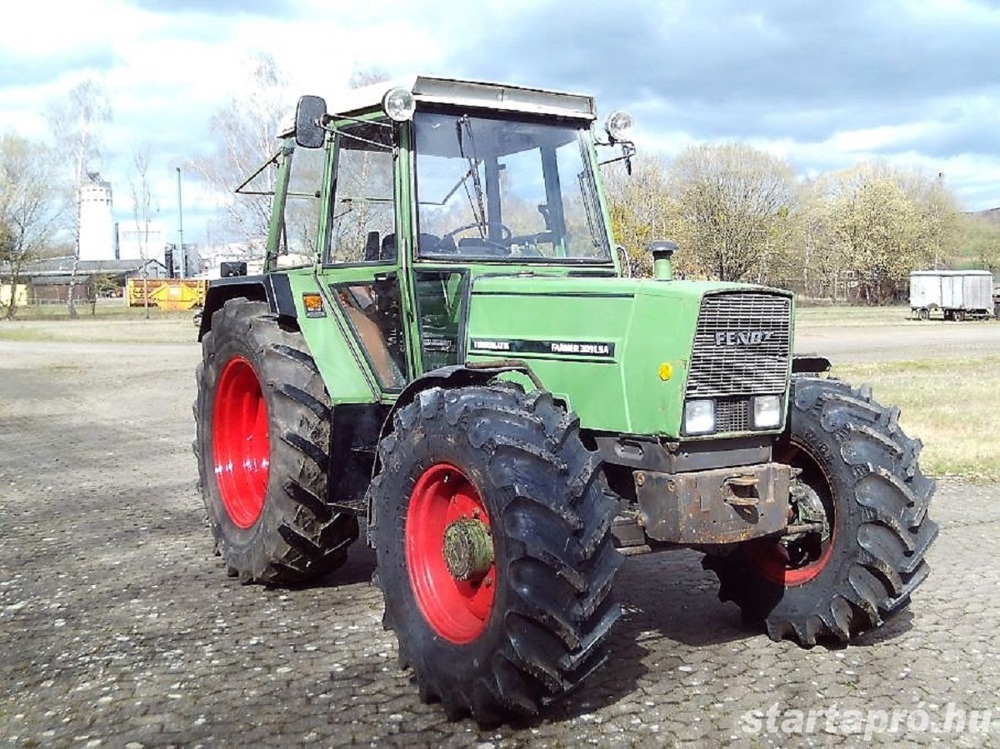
[194,76,937,724]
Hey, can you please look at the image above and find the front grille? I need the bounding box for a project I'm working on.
[686,292,791,402]
[715,398,751,433]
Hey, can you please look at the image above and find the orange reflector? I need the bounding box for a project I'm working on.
[658,362,673,381]
[302,293,325,317]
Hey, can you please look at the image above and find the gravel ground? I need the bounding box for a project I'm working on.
[796,316,1000,363]
[1,322,999,748]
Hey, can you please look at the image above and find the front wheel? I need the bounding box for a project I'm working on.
[371,385,622,724]
[703,377,937,645]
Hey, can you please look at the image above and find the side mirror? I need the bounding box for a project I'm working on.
[295,95,328,149]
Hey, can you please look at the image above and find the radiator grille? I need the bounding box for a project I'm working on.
[686,292,791,400]
[715,398,751,433]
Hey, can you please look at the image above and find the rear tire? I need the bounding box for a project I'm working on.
[195,298,358,584]
[703,376,937,645]
[371,385,622,724]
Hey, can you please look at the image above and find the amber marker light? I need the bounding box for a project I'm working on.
[302,293,326,318]
[658,362,673,381]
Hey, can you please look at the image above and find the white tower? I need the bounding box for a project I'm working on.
[79,172,114,261]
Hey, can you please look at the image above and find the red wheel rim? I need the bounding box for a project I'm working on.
[745,525,836,586]
[746,447,835,586]
[212,356,269,529]
[406,463,496,644]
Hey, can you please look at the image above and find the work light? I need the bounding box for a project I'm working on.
[382,87,416,122]
[605,110,633,142]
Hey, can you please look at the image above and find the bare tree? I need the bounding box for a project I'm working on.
[0,134,69,319]
[603,154,679,277]
[190,53,289,250]
[128,144,159,319]
[900,171,961,270]
[811,164,928,304]
[667,143,798,283]
[48,80,112,318]
[348,67,391,89]
[193,59,393,254]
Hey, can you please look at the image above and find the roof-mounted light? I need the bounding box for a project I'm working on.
[382,87,416,122]
[605,110,634,142]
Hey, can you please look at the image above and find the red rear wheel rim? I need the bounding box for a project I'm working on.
[213,356,269,529]
[406,463,496,644]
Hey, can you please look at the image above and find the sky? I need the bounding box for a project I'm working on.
[2,0,999,247]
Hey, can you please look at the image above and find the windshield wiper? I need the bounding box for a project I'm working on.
[456,116,488,239]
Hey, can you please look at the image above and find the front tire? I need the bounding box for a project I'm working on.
[371,385,622,724]
[703,376,937,645]
[195,298,358,584]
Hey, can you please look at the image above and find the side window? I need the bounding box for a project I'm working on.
[278,146,326,264]
[331,278,408,390]
[328,119,396,264]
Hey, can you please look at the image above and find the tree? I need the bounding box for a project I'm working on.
[0,134,69,319]
[666,143,798,283]
[603,154,679,277]
[192,53,289,250]
[793,179,850,300]
[956,213,1000,273]
[194,59,392,252]
[128,144,159,319]
[48,80,112,318]
[813,164,927,304]
[895,170,961,269]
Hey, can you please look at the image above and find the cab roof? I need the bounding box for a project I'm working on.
[326,75,598,122]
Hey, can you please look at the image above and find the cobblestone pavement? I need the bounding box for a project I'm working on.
[1,338,999,748]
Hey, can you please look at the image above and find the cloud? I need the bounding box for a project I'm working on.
[1,0,997,248]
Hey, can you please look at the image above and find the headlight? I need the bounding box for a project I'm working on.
[684,399,715,435]
[382,87,415,122]
[752,395,782,429]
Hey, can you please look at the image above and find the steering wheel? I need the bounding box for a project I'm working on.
[444,222,512,252]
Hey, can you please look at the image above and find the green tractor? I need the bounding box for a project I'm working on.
[194,76,937,723]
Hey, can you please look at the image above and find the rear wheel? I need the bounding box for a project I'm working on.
[703,376,937,645]
[371,385,622,724]
[195,298,358,584]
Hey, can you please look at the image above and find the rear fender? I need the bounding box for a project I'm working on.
[197,274,296,341]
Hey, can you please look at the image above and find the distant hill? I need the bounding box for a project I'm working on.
[970,207,1000,224]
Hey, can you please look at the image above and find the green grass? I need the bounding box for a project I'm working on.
[2,299,195,321]
[833,356,1000,483]
[795,304,914,327]
[0,303,199,344]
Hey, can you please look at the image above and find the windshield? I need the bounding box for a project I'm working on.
[413,112,611,263]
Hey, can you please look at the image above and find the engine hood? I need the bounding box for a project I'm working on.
[464,274,793,437]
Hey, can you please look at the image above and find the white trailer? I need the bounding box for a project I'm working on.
[910,270,995,321]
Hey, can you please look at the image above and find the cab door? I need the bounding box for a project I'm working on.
[319,115,410,393]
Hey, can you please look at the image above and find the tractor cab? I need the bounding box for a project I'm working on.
[260,76,632,389]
